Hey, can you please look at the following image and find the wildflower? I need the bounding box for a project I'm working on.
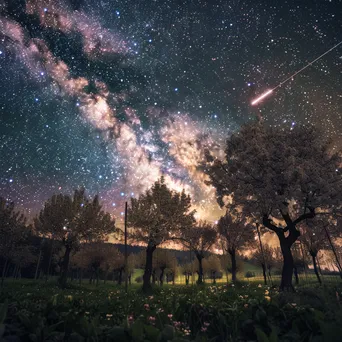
[106,314,113,318]
[144,304,150,310]
[157,308,164,314]
[291,303,297,307]
[85,312,90,315]
[203,322,210,327]
[184,329,191,335]
[265,290,269,295]
[167,314,173,319]
[148,296,154,300]
[201,327,207,332]
[244,295,248,298]
[265,296,271,301]
[244,304,249,308]
[128,315,134,322]
[258,284,262,288]
[148,316,156,322]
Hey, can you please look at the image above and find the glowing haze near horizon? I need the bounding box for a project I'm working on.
[0,0,341,225]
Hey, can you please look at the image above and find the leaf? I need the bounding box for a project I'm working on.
[0,300,8,324]
[131,319,144,342]
[144,324,160,342]
[161,324,175,341]
[107,326,130,342]
[255,328,269,342]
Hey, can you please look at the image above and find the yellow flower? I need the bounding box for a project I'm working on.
[265,290,269,295]
[265,296,271,301]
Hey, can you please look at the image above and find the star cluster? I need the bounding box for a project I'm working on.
[0,0,341,222]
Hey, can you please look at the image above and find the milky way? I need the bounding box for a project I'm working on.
[0,0,341,224]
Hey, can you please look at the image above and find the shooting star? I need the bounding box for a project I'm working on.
[251,40,342,106]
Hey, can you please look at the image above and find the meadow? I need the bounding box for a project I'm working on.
[1,278,342,342]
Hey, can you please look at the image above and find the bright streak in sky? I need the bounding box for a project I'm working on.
[251,89,273,105]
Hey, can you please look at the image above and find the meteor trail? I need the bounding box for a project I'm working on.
[251,40,342,106]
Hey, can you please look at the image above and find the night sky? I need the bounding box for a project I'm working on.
[0,0,341,223]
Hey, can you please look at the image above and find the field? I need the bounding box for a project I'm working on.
[2,278,342,341]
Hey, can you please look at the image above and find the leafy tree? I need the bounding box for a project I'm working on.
[253,244,274,285]
[300,219,327,284]
[153,249,176,285]
[206,122,342,291]
[34,189,116,288]
[178,221,217,284]
[128,177,195,292]
[0,198,27,286]
[220,253,244,283]
[217,208,254,282]
[204,255,222,284]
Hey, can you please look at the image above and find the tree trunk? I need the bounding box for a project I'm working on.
[262,263,267,285]
[311,253,322,284]
[293,265,299,285]
[279,240,295,291]
[58,245,72,288]
[229,249,237,282]
[196,254,204,284]
[46,240,55,282]
[213,271,216,285]
[35,249,42,280]
[160,267,165,285]
[142,245,156,293]
[1,258,9,287]
[324,225,342,278]
[118,268,123,285]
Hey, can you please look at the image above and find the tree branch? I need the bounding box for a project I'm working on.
[293,207,315,225]
[262,215,281,234]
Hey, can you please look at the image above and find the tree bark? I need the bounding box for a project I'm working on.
[311,253,322,284]
[142,245,156,293]
[261,263,267,285]
[159,267,165,285]
[196,254,204,284]
[58,245,72,288]
[279,239,295,291]
[229,249,237,282]
[293,265,299,285]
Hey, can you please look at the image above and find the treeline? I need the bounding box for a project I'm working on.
[1,121,342,293]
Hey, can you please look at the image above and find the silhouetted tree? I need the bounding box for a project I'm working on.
[206,122,342,291]
[178,221,217,284]
[128,177,195,292]
[217,208,254,282]
[35,189,116,288]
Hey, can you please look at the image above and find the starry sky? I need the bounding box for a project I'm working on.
[0,0,341,223]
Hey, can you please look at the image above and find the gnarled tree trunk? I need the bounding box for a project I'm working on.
[143,244,156,293]
[229,249,237,282]
[58,245,72,288]
[279,238,295,291]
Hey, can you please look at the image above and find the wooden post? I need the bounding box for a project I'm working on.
[124,201,128,294]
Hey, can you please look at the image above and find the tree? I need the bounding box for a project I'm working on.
[153,249,176,285]
[205,255,222,284]
[128,177,195,292]
[300,219,327,284]
[35,189,116,288]
[217,208,254,282]
[206,122,342,291]
[178,221,217,284]
[0,198,27,286]
[253,244,274,285]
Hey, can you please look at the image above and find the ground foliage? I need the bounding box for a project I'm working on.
[1,281,342,341]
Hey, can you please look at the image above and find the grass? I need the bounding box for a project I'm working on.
[2,277,342,341]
